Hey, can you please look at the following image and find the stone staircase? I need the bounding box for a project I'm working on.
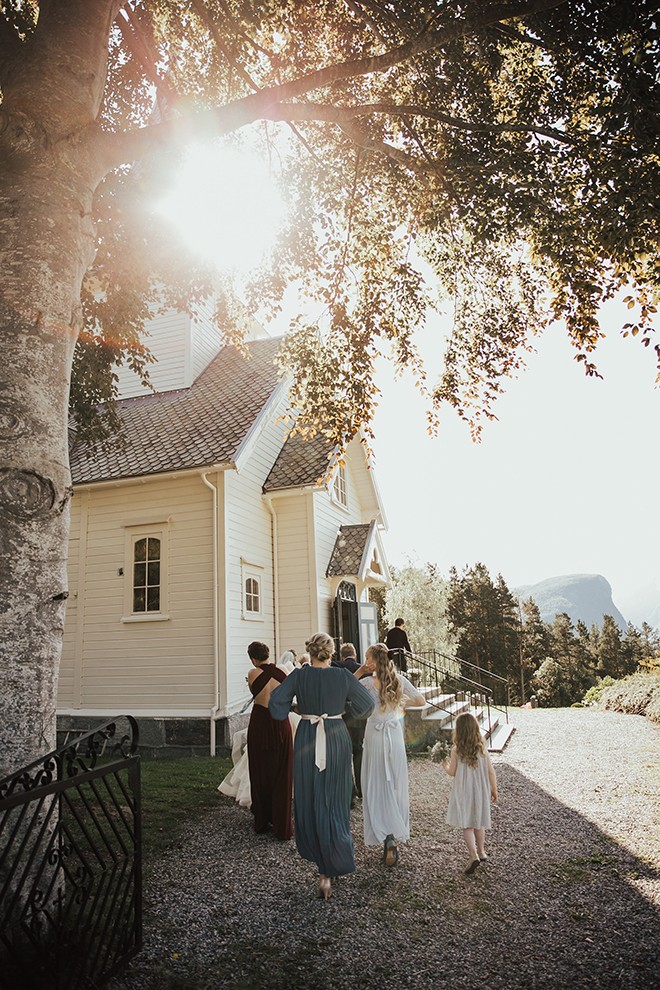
[404,685,515,753]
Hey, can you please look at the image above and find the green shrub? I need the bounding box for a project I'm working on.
[582,676,616,706]
[598,672,660,724]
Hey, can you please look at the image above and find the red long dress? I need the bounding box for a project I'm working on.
[247,665,293,840]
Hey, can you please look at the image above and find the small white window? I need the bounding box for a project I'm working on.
[133,536,161,613]
[333,464,347,507]
[241,559,264,620]
[245,576,261,614]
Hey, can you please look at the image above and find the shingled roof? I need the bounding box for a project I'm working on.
[263,430,335,492]
[70,336,284,485]
[326,522,376,577]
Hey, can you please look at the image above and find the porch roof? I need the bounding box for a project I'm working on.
[326,522,375,578]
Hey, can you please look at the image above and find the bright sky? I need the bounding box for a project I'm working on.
[371,298,660,618]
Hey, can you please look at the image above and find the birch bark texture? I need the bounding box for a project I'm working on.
[0,0,120,777]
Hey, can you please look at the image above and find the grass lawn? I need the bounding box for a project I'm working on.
[139,756,232,865]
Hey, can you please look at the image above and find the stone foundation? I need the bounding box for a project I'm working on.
[56,712,251,760]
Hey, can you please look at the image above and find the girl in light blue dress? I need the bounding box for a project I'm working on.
[443,711,498,874]
[360,643,425,866]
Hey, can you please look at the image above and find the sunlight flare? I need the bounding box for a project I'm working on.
[156,142,285,274]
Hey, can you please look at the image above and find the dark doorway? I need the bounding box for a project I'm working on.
[333,581,359,657]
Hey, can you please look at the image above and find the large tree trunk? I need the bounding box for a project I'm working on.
[0,0,118,778]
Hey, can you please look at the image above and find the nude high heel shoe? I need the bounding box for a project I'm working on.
[318,875,332,900]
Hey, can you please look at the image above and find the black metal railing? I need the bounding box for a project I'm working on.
[0,717,141,990]
[415,648,511,709]
[392,648,509,733]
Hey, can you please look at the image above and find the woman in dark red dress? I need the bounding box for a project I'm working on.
[246,641,293,840]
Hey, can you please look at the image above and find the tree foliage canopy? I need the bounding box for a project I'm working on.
[1,0,657,448]
[384,562,457,654]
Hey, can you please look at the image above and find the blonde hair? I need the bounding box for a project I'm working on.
[453,712,485,768]
[368,643,402,710]
[305,632,334,663]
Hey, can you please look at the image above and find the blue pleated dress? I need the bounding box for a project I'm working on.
[269,665,374,876]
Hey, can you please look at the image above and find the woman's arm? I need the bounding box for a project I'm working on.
[443,745,458,777]
[268,669,298,720]
[400,674,426,708]
[344,671,376,719]
[353,655,376,680]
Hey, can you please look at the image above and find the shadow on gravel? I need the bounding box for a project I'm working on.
[110,764,659,990]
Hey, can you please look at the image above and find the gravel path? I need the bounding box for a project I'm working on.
[111,708,660,990]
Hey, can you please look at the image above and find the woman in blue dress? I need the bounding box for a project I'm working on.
[269,631,374,899]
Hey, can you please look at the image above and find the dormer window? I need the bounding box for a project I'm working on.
[333,464,347,507]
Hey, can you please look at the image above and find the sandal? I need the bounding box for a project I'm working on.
[384,835,399,867]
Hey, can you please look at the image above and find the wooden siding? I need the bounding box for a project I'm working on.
[191,297,222,383]
[59,474,215,714]
[224,392,290,710]
[344,434,381,522]
[272,494,313,658]
[113,308,190,399]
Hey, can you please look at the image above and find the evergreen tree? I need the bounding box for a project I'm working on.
[544,612,596,704]
[518,597,551,703]
[597,615,624,678]
[638,622,660,673]
[447,563,518,702]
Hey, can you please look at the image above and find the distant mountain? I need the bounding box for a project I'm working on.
[513,574,627,630]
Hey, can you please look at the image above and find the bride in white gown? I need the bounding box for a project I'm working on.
[360,642,425,865]
[218,651,300,807]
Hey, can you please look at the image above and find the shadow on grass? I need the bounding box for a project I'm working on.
[111,763,659,990]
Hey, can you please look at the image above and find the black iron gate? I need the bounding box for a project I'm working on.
[0,716,141,990]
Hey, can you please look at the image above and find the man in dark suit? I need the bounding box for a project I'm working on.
[332,642,369,807]
[385,618,412,672]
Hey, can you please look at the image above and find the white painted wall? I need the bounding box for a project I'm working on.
[223,391,291,711]
[59,474,215,715]
[272,493,314,657]
[190,297,222,383]
[114,308,190,399]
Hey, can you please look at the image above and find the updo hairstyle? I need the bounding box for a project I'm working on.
[305,632,335,663]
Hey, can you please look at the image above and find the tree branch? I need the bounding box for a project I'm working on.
[116,4,179,110]
[278,101,576,145]
[337,120,439,181]
[188,0,325,168]
[97,0,568,170]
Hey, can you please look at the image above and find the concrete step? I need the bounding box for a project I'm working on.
[475,710,500,739]
[487,721,515,752]
[417,686,453,701]
[421,698,471,724]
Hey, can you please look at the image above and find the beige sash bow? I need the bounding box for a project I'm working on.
[300,713,343,771]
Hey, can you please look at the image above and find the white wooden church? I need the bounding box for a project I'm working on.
[58,300,391,755]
